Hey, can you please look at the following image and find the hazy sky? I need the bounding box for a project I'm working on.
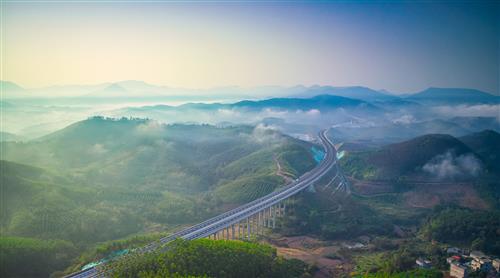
[1,1,499,94]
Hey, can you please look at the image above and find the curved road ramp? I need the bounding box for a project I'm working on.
[67,129,339,278]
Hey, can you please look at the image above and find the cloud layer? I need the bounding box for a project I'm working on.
[422,151,482,180]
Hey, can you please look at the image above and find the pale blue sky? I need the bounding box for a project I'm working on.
[2,1,499,94]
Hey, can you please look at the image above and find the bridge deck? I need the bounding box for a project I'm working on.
[66,129,338,278]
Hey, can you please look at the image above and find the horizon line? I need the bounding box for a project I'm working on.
[2,79,498,96]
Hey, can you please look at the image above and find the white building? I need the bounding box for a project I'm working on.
[450,262,468,278]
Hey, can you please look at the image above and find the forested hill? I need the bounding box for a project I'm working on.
[459,129,500,172]
[1,117,317,276]
[2,116,316,192]
[109,239,314,278]
[340,133,478,180]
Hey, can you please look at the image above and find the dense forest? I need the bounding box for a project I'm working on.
[421,207,500,256]
[315,130,500,277]
[279,191,394,239]
[339,131,500,181]
[2,118,498,277]
[109,239,315,277]
[0,117,317,276]
[0,237,77,277]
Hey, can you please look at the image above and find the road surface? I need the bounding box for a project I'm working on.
[67,129,338,278]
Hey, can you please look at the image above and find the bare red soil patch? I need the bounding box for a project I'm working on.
[269,236,353,277]
[349,178,394,195]
[403,182,488,210]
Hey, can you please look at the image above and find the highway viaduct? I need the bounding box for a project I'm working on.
[67,129,347,278]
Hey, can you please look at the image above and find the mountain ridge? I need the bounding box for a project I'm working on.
[406,87,499,104]
[2,80,497,103]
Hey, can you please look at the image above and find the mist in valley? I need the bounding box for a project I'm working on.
[2,85,499,145]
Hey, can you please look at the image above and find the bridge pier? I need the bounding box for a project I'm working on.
[268,207,272,228]
[250,216,254,235]
[249,216,252,235]
[253,215,256,235]
[251,215,255,235]
[258,211,263,235]
[268,206,272,228]
[246,217,250,239]
[272,205,276,229]
[207,200,293,241]
[262,211,266,234]
[254,214,258,234]
[64,129,337,278]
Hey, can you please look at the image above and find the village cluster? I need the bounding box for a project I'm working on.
[417,248,500,278]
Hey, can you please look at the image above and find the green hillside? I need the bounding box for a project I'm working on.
[459,129,500,172]
[2,117,315,193]
[0,236,77,278]
[0,160,144,243]
[340,133,477,180]
[420,208,500,256]
[109,239,314,278]
[0,117,317,276]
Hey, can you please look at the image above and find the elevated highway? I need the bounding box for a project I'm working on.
[68,129,342,278]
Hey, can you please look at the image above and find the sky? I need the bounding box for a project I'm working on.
[1,1,499,95]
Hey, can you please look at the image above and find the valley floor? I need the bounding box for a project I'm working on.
[266,235,353,277]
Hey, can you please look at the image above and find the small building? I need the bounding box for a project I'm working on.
[470,251,485,260]
[416,258,431,269]
[471,257,492,272]
[447,255,462,264]
[492,259,500,272]
[450,262,468,278]
[447,247,462,255]
[342,242,365,249]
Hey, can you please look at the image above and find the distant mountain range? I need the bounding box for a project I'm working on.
[0,81,30,97]
[332,117,500,143]
[2,80,498,105]
[114,94,377,114]
[406,87,500,105]
[1,81,25,92]
[231,94,376,111]
[0,131,22,142]
[292,85,398,102]
[85,81,170,98]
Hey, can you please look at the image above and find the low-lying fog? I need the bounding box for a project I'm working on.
[2,87,499,143]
